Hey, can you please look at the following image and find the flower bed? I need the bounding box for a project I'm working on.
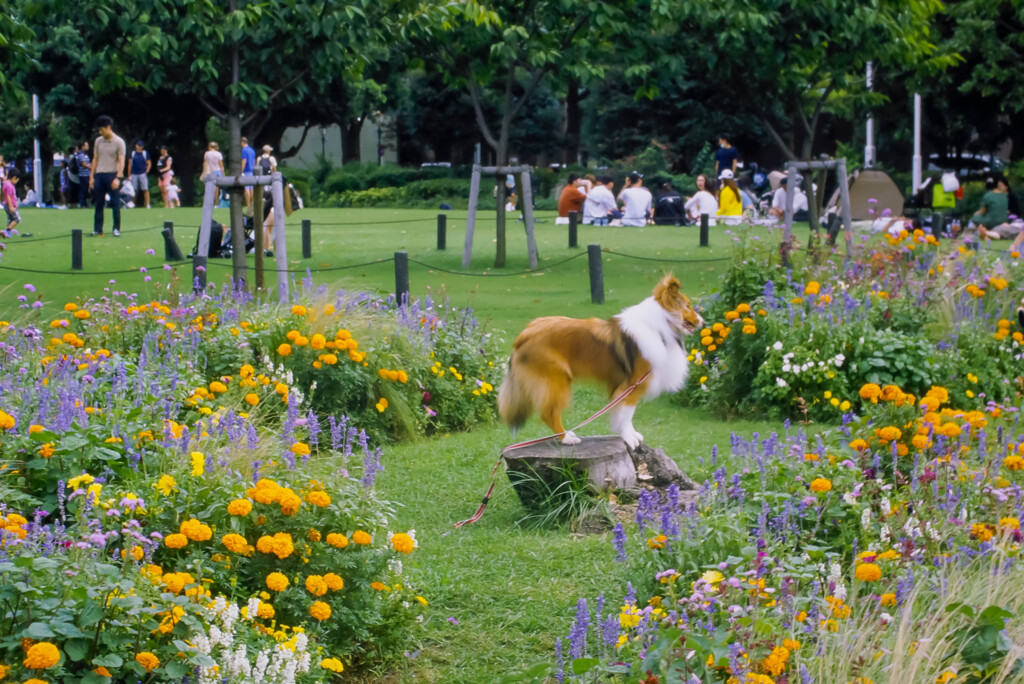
[681,228,1022,422]
[0,284,499,681]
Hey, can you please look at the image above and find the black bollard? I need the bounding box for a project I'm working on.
[162,228,184,262]
[569,211,579,248]
[193,255,207,293]
[699,214,709,247]
[301,219,311,259]
[71,229,82,270]
[932,212,943,241]
[163,221,174,260]
[394,250,409,306]
[437,214,447,250]
[588,244,604,304]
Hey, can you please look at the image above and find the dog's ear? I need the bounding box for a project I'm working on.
[653,274,682,309]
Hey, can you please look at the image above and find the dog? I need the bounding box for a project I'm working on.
[497,274,703,449]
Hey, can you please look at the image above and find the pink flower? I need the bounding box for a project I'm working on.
[23,283,35,292]
[139,267,147,273]
[145,248,155,255]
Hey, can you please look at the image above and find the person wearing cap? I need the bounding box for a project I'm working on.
[257,145,277,175]
[769,175,808,220]
[716,169,742,224]
[129,140,151,209]
[714,134,739,177]
[618,171,652,227]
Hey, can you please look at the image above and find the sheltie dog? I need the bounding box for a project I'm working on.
[497,275,703,449]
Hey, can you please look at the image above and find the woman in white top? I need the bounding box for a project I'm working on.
[201,141,225,204]
[684,174,719,223]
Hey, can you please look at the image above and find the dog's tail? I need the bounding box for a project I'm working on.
[497,357,532,434]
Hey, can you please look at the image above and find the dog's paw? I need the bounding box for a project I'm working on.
[621,430,643,450]
[561,430,582,446]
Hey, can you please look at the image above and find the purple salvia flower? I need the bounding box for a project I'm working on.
[612,523,627,562]
[568,598,588,659]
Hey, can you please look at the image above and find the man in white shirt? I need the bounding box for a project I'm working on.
[582,175,617,225]
[618,171,651,227]
[769,176,808,219]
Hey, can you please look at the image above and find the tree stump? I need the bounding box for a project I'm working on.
[503,436,698,509]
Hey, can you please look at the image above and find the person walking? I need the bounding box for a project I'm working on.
[201,141,225,205]
[714,134,739,177]
[88,115,126,236]
[129,140,152,209]
[3,168,21,232]
[156,147,173,207]
[257,145,277,175]
[241,136,256,206]
[77,141,92,209]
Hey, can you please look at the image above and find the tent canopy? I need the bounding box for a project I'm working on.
[835,169,904,220]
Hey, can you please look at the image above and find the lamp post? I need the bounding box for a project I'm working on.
[865,62,875,169]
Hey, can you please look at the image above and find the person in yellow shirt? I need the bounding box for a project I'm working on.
[716,169,742,224]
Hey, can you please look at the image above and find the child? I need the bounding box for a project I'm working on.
[166,178,180,208]
[58,161,70,208]
[3,168,21,232]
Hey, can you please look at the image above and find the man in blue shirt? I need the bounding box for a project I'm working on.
[129,141,151,209]
[241,136,256,207]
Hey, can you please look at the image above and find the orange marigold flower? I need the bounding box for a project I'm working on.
[23,642,61,669]
[326,533,349,548]
[880,593,897,607]
[277,343,292,357]
[323,573,344,591]
[164,533,188,549]
[179,518,213,542]
[391,532,415,554]
[809,478,832,493]
[227,499,253,516]
[855,563,882,582]
[307,491,331,507]
[135,652,159,673]
[352,530,372,546]
[221,533,250,554]
[266,572,290,592]
[305,574,329,596]
[309,600,332,621]
[859,383,882,403]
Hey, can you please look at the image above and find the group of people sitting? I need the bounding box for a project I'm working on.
[557,168,781,227]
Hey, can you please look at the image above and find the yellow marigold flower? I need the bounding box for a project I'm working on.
[352,530,372,546]
[266,572,290,592]
[74,309,90,319]
[311,333,326,350]
[308,528,322,542]
[376,398,388,413]
[38,442,55,458]
[1004,455,1024,471]
[23,642,61,669]
[912,434,930,450]
[222,533,250,554]
[307,491,331,507]
[309,600,332,621]
[971,523,995,542]
[248,479,283,504]
[209,381,228,394]
[859,383,881,403]
[279,490,302,516]
[291,304,307,316]
[855,563,882,582]
[880,592,897,607]
[323,573,344,591]
[648,534,667,550]
[190,451,205,477]
[724,311,740,321]
[135,651,159,673]
[321,657,344,673]
[28,424,44,434]
[275,382,289,395]
[783,638,801,651]
[736,303,751,314]
[295,335,309,347]
[326,533,349,548]
[809,478,832,493]
[165,533,188,549]
[257,601,275,619]
[227,498,253,516]
[290,441,310,456]
[1000,517,1020,531]
[277,343,292,357]
[876,426,902,442]
[391,532,415,554]
[936,671,956,684]
[64,302,78,311]
[93,665,112,677]
[179,518,213,542]
[804,281,820,295]
[742,324,757,334]
[305,575,329,596]
[321,353,338,365]
[244,393,259,406]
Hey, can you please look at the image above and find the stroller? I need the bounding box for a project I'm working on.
[215,217,256,258]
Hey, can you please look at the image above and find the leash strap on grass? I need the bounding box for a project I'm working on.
[453,370,651,529]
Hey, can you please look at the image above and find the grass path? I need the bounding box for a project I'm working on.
[372,390,782,682]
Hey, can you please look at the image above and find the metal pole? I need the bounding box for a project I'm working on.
[32,94,42,204]
[394,250,409,306]
[71,229,82,270]
[912,93,922,193]
[437,214,446,250]
[254,182,265,290]
[568,211,578,248]
[301,218,311,259]
[587,244,604,304]
[865,62,875,169]
[699,214,709,247]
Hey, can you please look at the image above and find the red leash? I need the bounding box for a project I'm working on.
[453,370,651,528]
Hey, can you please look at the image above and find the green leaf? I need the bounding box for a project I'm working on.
[571,657,600,675]
[165,660,190,677]
[65,638,90,661]
[24,622,56,638]
[92,654,123,668]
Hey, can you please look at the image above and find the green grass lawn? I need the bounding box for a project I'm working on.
[1,206,776,331]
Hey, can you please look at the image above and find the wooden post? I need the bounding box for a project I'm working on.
[836,159,855,258]
[699,214,709,247]
[301,218,311,259]
[462,165,481,267]
[520,170,538,269]
[270,174,289,301]
[71,229,82,270]
[588,244,604,304]
[254,183,265,291]
[569,211,579,248]
[394,250,409,306]
[782,166,798,266]
[437,213,446,250]
[163,220,174,260]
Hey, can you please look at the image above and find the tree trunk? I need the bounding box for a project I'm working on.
[228,5,247,290]
[565,79,582,165]
[495,123,509,269]
[342,121,362,164]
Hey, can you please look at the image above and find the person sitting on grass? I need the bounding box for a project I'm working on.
[971,175,1009,236]
[3,168,21,233]
[716,169,743,225]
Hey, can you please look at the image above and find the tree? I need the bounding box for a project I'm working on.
[672,0,952,162]
[406,0,657,267]
[32,0,408,287]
